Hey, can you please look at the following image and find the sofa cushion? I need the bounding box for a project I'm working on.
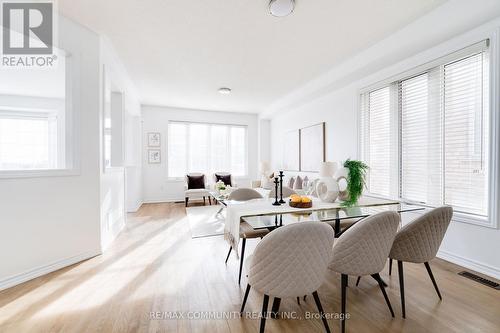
[215,173,232,186]
[187,174,205,189]
[294,175,303,190]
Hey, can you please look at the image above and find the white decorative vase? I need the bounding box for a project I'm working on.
[334,167,350,201]
[316,177,340,203]
[314,161,340,203]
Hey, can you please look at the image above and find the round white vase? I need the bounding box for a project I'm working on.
[315,177,340,203]
[334,167,350,201]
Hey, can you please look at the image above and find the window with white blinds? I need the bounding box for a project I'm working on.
[443,53,489,216]
[361,41,490,217]
[167,122,248,178]
[400,71,442,206]
[362,87,392,197]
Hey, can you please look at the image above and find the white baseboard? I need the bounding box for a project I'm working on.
[437,250,500,280]
[143,198,184,204]
[127,200,143,213]
[0,249,101,291]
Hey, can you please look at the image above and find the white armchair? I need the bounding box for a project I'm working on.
[213,172,237,189]
[184,173,211,207]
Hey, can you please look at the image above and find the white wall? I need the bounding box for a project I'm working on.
[0,17,143,290]
[268,4,500,279]
[270,83,358,171]
[142,105,259,202]
[0,17,102,290]
[258,118,271,167]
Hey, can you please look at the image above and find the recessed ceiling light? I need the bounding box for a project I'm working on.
[218,87,232,94]
[269,0,295,17]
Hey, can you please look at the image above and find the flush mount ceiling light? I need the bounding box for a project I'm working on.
[269,0,295,17]
[218,87,232,94]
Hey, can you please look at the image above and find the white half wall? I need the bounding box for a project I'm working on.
[0,17,102,290]
[99,37,142,249]
[142,105,259,203]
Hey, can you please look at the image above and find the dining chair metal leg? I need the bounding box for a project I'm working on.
[225,246,232,264]
[389,258,393,275]
[372,273,395,317]
[203,196,206,205]
[312,291,331,333]
[341,274,348,333]
[398,260,406,318]
[371,275,388,287]
[185,197,189,207]
[208,196,212,205]
[238,238,247,285]
[241,284,251,313]
[424,262,442,300]
[355,276,361,286]
[260,294,269,333]
[270,297,281,319]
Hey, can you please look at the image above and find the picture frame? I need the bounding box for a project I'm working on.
[283,129,300,171]
[148,149,161,164]
[299,122,325,172]
[148,132,161,147]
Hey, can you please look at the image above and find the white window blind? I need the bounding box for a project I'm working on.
[167,122,247,178]
[443,53,489,216]
[361,42,490,217]
[363,86,392,197]
[400,71,442,205]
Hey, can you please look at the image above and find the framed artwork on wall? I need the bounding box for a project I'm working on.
[148,132,161,147]
[283,129,300,171]
[300,122,325,172]
[148,149,161,164]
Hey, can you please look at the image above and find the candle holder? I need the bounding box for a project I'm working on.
[278,170,285,204]
[273,177,281,206]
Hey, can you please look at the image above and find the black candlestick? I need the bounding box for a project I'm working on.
[272,177,281,206]
[278,171,285,204]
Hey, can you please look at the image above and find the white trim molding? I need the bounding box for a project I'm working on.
[0,250,101,291]
[438,250,500,280]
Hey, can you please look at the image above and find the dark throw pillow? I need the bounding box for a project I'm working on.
[187,174,205,189]
[215,173,232,186]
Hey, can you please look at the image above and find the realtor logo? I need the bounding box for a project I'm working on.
[1,0,56,67]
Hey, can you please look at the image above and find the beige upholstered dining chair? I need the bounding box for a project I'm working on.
[389,206,453,318]
[223,188,266,285]
[228,188,262,201]
[241,222,334,333]
[268,186,296,199]
[329,211,400,333]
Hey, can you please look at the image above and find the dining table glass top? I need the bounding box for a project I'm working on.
[241,203,425,230]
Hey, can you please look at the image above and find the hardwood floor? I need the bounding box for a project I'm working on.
[1,202,499,333]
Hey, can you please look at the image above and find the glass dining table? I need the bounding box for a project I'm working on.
[241,202,425,237]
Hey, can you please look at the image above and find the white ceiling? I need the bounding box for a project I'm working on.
[59,0,447,113]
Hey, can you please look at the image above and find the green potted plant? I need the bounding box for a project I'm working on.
[339,159,369,207]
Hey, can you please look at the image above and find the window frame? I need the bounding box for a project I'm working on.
[166,120,249,181]
[0,52,79,179]
[358,36,500,229]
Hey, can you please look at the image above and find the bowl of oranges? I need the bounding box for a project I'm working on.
[289,194,313,208]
